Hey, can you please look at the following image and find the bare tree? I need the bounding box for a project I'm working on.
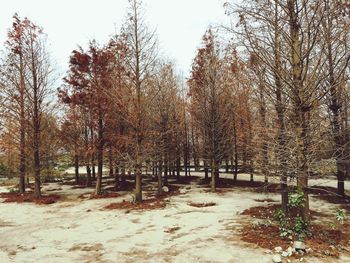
[189,30,232,192]
[123,0,158,202]
[321,0,350,197]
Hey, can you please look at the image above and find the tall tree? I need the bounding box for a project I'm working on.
[123,0,158,202]
[189,30,232,192]
[1,14,53,197]
[321,0,350,196]
[62,41,115,195]
[0,14,29,193]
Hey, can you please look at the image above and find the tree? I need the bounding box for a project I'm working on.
[62,41,115,195]
[148,62,182,193]
[0,14,29,193]
[321,0,350,197]
[226,0,332,222]
[123,0,158,202]
[0,14,53,198]
[189,30,232,192]
[60,106,85,184]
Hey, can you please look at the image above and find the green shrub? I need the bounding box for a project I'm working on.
[335,208,347,224]
[275,191,311,240]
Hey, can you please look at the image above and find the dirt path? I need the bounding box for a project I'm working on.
[0,177,349,263]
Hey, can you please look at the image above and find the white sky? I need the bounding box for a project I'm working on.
[0,0,230,77]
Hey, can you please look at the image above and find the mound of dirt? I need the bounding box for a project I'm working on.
[240,205,350,259]
[89,192,121,199]
[104,198,166,211]
[0,192,60,205]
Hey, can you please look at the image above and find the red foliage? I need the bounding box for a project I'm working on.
[104,198,166,210]
[0,192,60,205]
[89,192,121,199]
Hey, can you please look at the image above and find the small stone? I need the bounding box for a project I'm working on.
[305,248,313,254]
[299,258,304,262]
[281,251,289,257]
[329,245,335,250]
[162,186,169,193]
[274,246,283,253]
[265,249,272,254]
[287,246,293,256]
[179,189,187,194]
[272,254,282,263]
[287,260,291,263]
[293,241,306,251]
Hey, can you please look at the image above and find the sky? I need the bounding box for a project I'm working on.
[0,0,230,78]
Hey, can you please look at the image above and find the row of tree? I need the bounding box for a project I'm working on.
[0,1,349,226]
[223,0,350,221]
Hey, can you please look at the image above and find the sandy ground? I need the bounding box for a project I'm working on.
[0,174,349,263]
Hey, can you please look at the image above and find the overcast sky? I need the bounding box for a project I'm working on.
[0,0,230,77]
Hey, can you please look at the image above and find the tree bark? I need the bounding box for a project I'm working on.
[288,0,310,222]
[211,159,216,192]
[163,155,168,186]
[95,111,104,195]
[109,147,114,178]
[114,163,119,191]
[19,53,26,194]
[74,152,79,184]
[204,160,209,180]
[86,164,91,187]
[158,161,163,195]
[31,46,41,198]
[233,120,238,182]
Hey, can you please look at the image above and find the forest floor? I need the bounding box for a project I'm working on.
[0,173,349,263]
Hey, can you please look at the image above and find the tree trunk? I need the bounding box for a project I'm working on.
[164,155,168,186]
[19,53,26,194]
[86,164,91,187]
[158,161,163,195]
[85,124,92,187]
[250,160,254,182]
[95,111,104,195]
[233,119,238,182]
[114,164,119,191]
[288,0,310,222]
[211,159,216,192]
[109,147,114,178]
[135,164,142,202]
[92,158,96,180]
[74,153,79,184]
[326,28,345,197]
[176,156,181,181]
[121,165,126,189]
[204,160,209,180]
[184,145,188,177]
[90,125,96,181]
[32,51,41,198]
[273,1,289,212]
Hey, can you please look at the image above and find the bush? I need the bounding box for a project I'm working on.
[275,191,311,240]
[335,208,347,224]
